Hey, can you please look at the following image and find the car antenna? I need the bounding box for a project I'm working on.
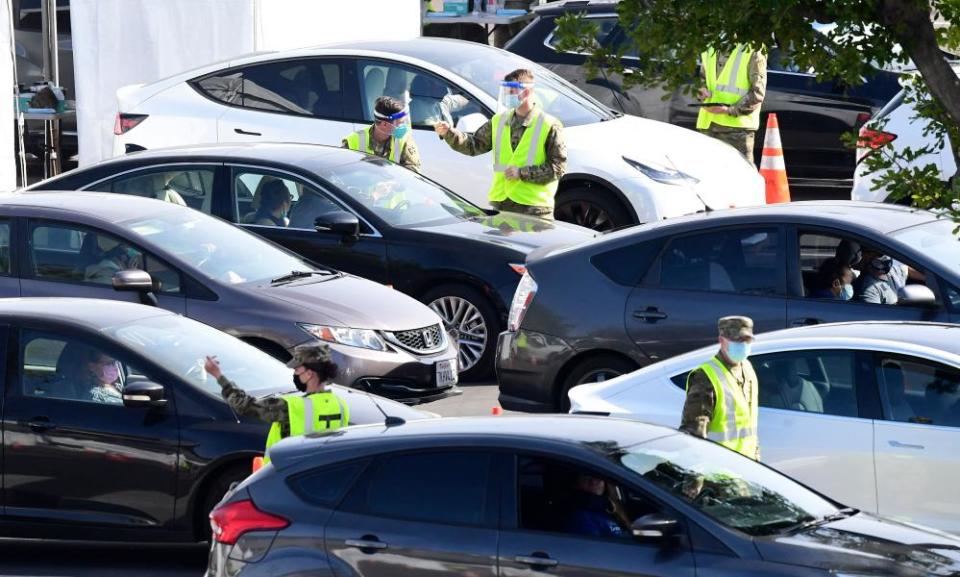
[666,153,712,212]
[368,394,406,428]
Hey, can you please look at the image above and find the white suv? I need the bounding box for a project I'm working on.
[113,38,764,231]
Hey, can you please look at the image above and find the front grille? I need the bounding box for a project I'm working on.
[387,324,446,354]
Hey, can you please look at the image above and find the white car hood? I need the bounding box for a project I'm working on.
[566,115,766,211]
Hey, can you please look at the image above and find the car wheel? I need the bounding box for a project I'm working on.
[423,284,500,382]
[559,354,639,411]
[198,463,250,542]
[555,186,634,232]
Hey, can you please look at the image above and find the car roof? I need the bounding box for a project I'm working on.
[0,297,172,329]
[1,189,192,223]
[533,0,620,15]
[272,415,677,461]
[761,321,960,355]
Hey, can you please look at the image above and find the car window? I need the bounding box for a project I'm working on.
[89,167,216,214]
[876,355,960,428]
[767,45,814,74]
[517,455,666,541]
[195,59,343,119]
[231,168,348,230]
[658,228,781,295]
[20,329,152,405]
[546,17,619,53]
[591,239,663,286]
[0,220,12,275]
[357,60,486,128]
[289,461,368,508]
[340,451,495,527]
[28,222,182,294]
[752,350,859,418]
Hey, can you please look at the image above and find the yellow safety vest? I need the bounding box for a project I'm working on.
[687,355,759,459]
[489,109,559,208]
[262,391,349,464]
[697,45,761,131]
[345,127,410,165]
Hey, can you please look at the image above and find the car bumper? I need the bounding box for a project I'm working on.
[495,329,574,413]
[296,336,461,405]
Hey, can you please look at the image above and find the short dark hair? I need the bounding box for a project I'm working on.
[304,359,338,382]
[260,179,290,212]
[374,96,404,119]
[816,257,850,290]
[504,68,534,83]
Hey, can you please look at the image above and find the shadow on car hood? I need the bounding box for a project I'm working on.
[755,513,960,576]
[417,214,597,252]
[253,274,440,330]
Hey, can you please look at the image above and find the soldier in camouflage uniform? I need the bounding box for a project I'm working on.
[204,344,349,451]
[680,316,759,460]
[698,47,768,166]
[434,69,567,220]
[342,96,422,173]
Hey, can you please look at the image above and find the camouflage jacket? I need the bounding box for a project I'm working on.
[218,375,293,437]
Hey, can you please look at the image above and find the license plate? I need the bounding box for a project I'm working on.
[436,359,458,387]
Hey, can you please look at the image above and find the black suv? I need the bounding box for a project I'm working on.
[506,0,902,195]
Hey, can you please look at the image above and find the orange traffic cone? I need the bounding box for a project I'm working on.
[491,406,503,416]
[759,113,791,204]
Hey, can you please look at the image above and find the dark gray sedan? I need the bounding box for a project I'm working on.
[498,202,960,411]
[207,415,960,577]
[0,191,458,403]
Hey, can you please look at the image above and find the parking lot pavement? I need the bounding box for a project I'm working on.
[423,380,508,417]
[0,541,208,576]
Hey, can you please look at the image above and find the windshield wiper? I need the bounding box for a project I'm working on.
[784,507,859,534]
[270,270,339,285]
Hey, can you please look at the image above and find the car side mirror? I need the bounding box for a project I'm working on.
[122,380,167,409]
[112,270,158,307]
[315,211,360,241]
[456,112,487,134]
[898,284,937,307]
[631,514,678,539]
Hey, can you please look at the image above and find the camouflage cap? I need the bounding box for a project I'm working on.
[286,343,334,368]
[718,316,754,340]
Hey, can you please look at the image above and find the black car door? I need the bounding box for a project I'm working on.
[625,225,788,363]
[1,326,179,538]
[225,165,389,283]
[498,453,696,577]
[324,450,500,577]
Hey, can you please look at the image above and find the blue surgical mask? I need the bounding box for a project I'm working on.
[840,284,854,301]
[392,123,409,140]
[725,340,751,363]
[504,94,520,109]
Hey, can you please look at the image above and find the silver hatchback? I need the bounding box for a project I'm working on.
[0,191,458,403]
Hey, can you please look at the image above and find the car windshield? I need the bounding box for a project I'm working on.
[118,210,326,284]
[413,45,613,126]
[892,219,960,275]
[103,314,291,397]
[621,434,839,536]
[322,157,486,227]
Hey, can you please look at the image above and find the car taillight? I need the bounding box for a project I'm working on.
[509,263,527,275]
[508,271,538,332]
[113,113,148,135]
[209,499,289,545]
[857,127,897,150]
[855,112,872,127]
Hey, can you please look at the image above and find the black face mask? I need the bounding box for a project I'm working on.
[293,373,306,392]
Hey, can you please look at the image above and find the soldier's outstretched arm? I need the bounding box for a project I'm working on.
[217,375,290,424]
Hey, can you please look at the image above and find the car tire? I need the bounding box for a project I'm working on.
[555,186,634,232]
[559,354,639,411]
[198,463,250,542]
[422,284,500,382]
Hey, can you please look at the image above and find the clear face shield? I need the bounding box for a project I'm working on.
[497,81,534,114]
[373,109,411,140]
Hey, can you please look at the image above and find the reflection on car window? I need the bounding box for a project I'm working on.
[620,435,838,536]
[876,355,960,428]
[93,168,215,214]
[232,169,344,229]
[322,158,485,227]
[660,228,781,295]
[752,350,859,418]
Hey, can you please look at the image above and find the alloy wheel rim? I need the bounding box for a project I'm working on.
[429,296,487,373]
[578,368,623,385]
[556,200,615,231]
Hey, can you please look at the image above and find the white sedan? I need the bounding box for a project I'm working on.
[112,38,764,231]
[569,321,960,535]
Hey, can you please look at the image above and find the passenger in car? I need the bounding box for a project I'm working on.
[81,349,123,405]
[563,473,631,539]
[252,180,292,227]
[856,255,899,305]
[811,258,854,300]
[84,243,142,284]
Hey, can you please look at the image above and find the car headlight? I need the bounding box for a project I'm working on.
[623,156,699,186]
[297,323,388,352]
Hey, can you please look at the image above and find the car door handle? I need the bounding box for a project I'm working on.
[633,307,667,322]
[233,128,262,136]
[345,537,388,551]
[515,554,559,568]
[889,440,925,450]
[791,317,821,327]
[26,417,56,432]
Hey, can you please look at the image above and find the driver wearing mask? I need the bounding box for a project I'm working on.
[857,255,900,305]
[342,96,421,173]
